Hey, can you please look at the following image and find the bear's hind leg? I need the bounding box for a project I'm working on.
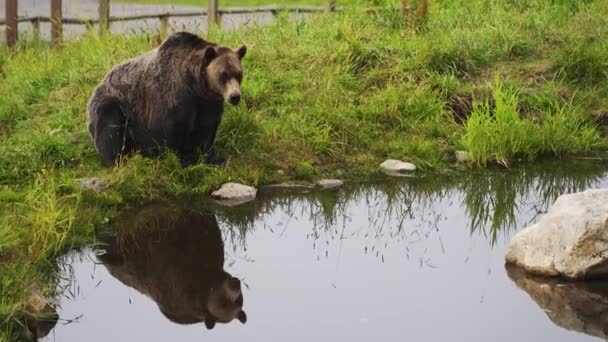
[91,98,129,167]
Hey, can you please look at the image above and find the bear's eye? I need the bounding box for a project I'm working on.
[235,72,243,83]
[220,72,228,83]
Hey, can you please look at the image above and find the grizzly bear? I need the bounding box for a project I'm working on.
[87,32,247,167]
[97,202,247,330]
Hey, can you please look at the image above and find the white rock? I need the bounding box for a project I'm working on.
[455,150,472,163]
[315,179,343,190]
[76,177,108,192]
[24,288,58,339]
[25,289,49,314]
[505,189,608,279]
[380,159,416,176]
[211,182,256,207]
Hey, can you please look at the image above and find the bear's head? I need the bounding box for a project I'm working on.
[204,273,247,330]
[202,45,247,106]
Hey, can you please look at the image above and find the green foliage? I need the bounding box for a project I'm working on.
[556,41,608,86]
[461,77,601,166]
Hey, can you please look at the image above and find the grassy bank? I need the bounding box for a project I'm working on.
[2,0,608,339]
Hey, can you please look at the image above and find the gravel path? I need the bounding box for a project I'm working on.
[1,0,278,42]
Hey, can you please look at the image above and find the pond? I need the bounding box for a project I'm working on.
[40,161,608,342]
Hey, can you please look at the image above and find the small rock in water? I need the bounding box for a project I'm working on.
[265,183,312,189]
[505,189,608,279]
[24,289,58,339]
[380,159,416,176]
[25,290,49,314]
[211,182,257,207]
[455,150,472,163]
[315,179,343,190]
[76,177,108,192]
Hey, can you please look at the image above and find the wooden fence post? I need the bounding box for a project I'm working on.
[51,0,62,46]
[32,18,41,41]
[401,0,410,26]
[325,0,336,13]
[99,0,110,33]
[159,15,169,37]
[5,0,18,48]
[207,0,219,29]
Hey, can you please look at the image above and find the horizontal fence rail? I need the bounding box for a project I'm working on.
[0,5,330,26]
[1,0,410,48]
[0,2,337,48]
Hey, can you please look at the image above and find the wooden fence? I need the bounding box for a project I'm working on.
[1,0,337,48]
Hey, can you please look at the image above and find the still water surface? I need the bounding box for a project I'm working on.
[43,162,608,342]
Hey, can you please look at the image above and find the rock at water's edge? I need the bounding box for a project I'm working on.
[505,189,608,279]
[76,177,108,192]
[211,182,256,207]
[24,289,58,339]
[380,159,416,175]
[455,150,472,163]
[315,179,343,190]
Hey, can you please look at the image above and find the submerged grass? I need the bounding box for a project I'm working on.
[1,0,608,339]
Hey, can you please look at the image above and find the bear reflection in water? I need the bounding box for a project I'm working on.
[97,203,247,330]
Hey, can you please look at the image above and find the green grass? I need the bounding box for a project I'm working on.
[461,76,601,166]
[2,0,608,339]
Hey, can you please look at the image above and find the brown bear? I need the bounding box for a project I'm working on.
[87,32,247,167]
[97,202,247,330]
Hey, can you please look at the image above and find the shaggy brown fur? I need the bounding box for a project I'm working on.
[87,31,247,167]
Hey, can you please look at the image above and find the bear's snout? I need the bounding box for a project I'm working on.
[228,93,241,106]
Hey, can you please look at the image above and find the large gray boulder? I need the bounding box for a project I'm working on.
[505,189,608,279]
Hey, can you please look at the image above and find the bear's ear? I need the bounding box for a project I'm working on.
[202,47,217,66]
[236,45,247,60]
[237,310,247,324]
[204,319,216,330]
